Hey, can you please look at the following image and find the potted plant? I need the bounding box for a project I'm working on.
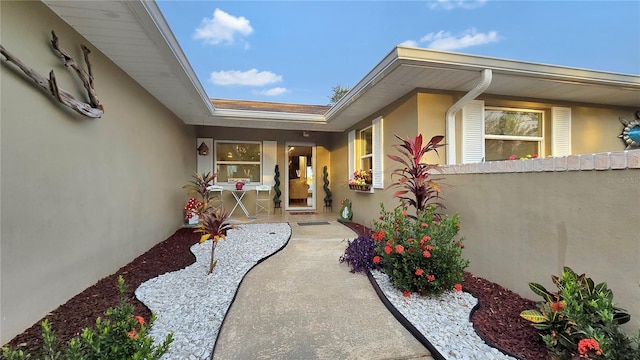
[322,165,332,207]
[273,164,282,208]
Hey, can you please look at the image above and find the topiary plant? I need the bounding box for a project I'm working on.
[273,164,281,208]
[322,165,332,206]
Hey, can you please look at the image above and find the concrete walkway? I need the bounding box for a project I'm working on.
[213,221,431,360]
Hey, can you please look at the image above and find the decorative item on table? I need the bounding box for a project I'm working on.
[349,169,372,190]
[184,197,203,225]
[235,181,245,190]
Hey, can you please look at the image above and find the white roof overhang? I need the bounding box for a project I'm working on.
[43,2,640,132]
[327,47,640,130]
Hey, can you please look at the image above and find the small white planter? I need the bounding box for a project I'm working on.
[187,214,199,225]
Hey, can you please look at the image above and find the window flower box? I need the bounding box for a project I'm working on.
[349,184,371,191]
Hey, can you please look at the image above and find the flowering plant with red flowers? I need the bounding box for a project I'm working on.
[184,197,204,222]
[371,201,468,296]
[520,267,638,359]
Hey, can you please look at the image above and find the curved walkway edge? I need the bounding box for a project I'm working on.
[212,220,432,360]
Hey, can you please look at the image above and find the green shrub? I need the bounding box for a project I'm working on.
[2,276,172,360]
[520,267,639,359]
[372,202,468,296]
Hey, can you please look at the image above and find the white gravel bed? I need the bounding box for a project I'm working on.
[370,270,516,360]
[136,222,515,360]
[135,223,291,360]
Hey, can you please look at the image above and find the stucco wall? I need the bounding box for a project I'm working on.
[441,159,640,333]
[1,1,195,343]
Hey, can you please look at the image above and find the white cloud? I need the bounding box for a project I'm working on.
[193,8,253,45]
[399,40,419,47]
[209,69,283,86]
[429,0,487,10]
[420,28,499,50]
[252,87,289,96]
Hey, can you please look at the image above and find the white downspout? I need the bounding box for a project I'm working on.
[445,69,493,165]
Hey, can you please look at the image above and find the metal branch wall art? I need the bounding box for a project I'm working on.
[0,31,103,118]
[618,111,640,149]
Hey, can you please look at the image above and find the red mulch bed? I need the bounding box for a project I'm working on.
[4,223,547,359]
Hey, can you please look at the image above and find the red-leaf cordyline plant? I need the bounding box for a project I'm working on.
[195,207,234,274]
[387,134,445,214]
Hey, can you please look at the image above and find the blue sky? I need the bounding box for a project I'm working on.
[157,0,640,105]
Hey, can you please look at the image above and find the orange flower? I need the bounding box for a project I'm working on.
[372,255,381,264]
[578,338,601,356]
[415,268,424,276]
[403,290,411,297]
[134,315,145,325]
[421,235,431,243]
[402,210,407,216]
[395,244,404,254]
[423,250,431,258]
[407,237,414,242]
[127,330,138,340]
[372,230,386,241]
[454,284,462,292]
[384,246,392,254]
[425,245,434,251]
[421,222,428,227]
[550,301,565,312]
[427,274,435,282]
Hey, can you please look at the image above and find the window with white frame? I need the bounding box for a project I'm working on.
[484,107,544,161]
[348,117,383,189]
[359,126,373,176]
[215,141,261,183]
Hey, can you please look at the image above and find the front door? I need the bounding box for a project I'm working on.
[284,142,316,211]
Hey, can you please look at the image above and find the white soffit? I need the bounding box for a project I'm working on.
[42,0,214,125]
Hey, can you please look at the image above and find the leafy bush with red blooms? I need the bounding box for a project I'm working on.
[339,234,380,273]
[372,202,468,296]
[387,134,445,214]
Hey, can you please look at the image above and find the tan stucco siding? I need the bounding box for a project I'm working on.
[330,94,422,225]
[417,93,451,165]
[443,169,639,334]
[1,1,195,343]
[571,106,635,154]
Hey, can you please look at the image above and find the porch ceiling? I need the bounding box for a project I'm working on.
[43,2,639,133]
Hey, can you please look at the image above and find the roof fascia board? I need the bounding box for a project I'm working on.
[213,108,326,122]
[325,47,402,120]
[396,47,640,88]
